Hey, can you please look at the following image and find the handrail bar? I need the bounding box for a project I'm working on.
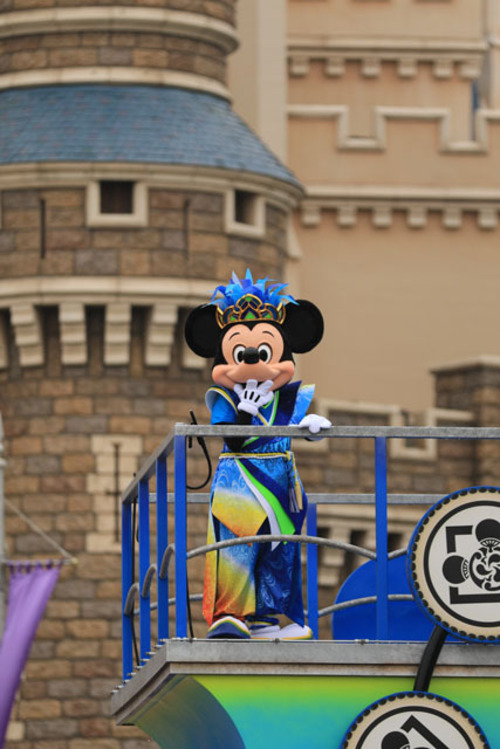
[172,424,500,440]
[145,492,443,506]
[120,422,500,504]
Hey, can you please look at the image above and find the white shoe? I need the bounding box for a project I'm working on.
[249,621,314,640]
[249,624,282,640]
[276,623,313,640]
[248,617,281,640]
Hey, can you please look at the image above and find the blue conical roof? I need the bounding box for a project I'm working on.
[0,85,301,188]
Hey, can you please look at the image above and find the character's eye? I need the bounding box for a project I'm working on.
[258,344,272,363]
[233,344,246,364]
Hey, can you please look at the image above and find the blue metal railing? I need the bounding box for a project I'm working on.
[119,423,500,681]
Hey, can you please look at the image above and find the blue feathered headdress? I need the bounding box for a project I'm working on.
[211,269,297,328]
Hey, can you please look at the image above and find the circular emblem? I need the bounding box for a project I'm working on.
[408,486,500,642]
[342,691,490,749]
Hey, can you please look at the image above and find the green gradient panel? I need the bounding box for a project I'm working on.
[133,675,245,749]
[431,677,499,747]
[195,675,499,748]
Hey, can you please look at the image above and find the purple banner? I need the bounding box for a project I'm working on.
[0,563,60,747]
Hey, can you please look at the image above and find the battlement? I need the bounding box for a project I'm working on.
[0,277,213,371]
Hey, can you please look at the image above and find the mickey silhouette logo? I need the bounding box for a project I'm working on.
[408,487,500,641]
[342,692,490,749]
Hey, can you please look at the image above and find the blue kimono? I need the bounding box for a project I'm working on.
[203,382,314,626]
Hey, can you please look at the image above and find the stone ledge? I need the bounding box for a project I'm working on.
[288,38,485,80]
[431,356,500,374]
[298,185,500,230]
[0,66,230,100]
[0,7,238,54]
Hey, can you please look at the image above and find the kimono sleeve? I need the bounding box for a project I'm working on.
[289,383,315,425]
[205,387,238,425]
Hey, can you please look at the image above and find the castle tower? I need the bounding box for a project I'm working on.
[0,1,301,744]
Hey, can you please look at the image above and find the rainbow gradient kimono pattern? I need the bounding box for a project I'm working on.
[203,381,314,626]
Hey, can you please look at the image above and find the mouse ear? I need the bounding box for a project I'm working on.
[185,305,221,358]
[282,300,324,353]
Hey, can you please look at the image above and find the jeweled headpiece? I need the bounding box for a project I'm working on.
[211,270,297,329]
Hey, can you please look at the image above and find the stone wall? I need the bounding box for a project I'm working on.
[0,0,236,25]
[0,34,227,83]
[0,188,287,280]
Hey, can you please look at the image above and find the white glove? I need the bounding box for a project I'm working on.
[234,379,274,416]
[298,413,332,438]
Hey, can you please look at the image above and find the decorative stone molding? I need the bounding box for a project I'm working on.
[298,186,500,231]
[478,207,498,230]
[0,7,238,54]
[104,303,132,366]
[58,302,87,366]
[337,204,357,227]
[0,68,230,100]
[397,57,418,78]
[288,38,485,80]
[406,205,427,229]
[372,204,391,228]
[0,276,215,307]
[325,56,345,77]
[0,276,217,369]
[300,203,321,227]
[433,56,454,79]
[9,303,44,368]
[289,54,310,77]
[361,56,381,78]
[443,206,462,230]
[145,303,178,368]
[288,104,500,154]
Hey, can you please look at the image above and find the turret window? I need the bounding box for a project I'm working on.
[225,188,265,237]
[86,180,148,227]
[234,190,257,225]
[100,181,134,214]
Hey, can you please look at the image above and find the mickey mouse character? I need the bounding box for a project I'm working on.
[185,270,331,639]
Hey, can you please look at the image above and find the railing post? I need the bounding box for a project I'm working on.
[138,478,151,661]
[121,499,133,680]
[306,502,319,639]
[156,457,169,641]
[375,437,389,640]
[174,434,188,638]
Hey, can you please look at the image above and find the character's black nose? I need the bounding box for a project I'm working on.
[243,347,260,364]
